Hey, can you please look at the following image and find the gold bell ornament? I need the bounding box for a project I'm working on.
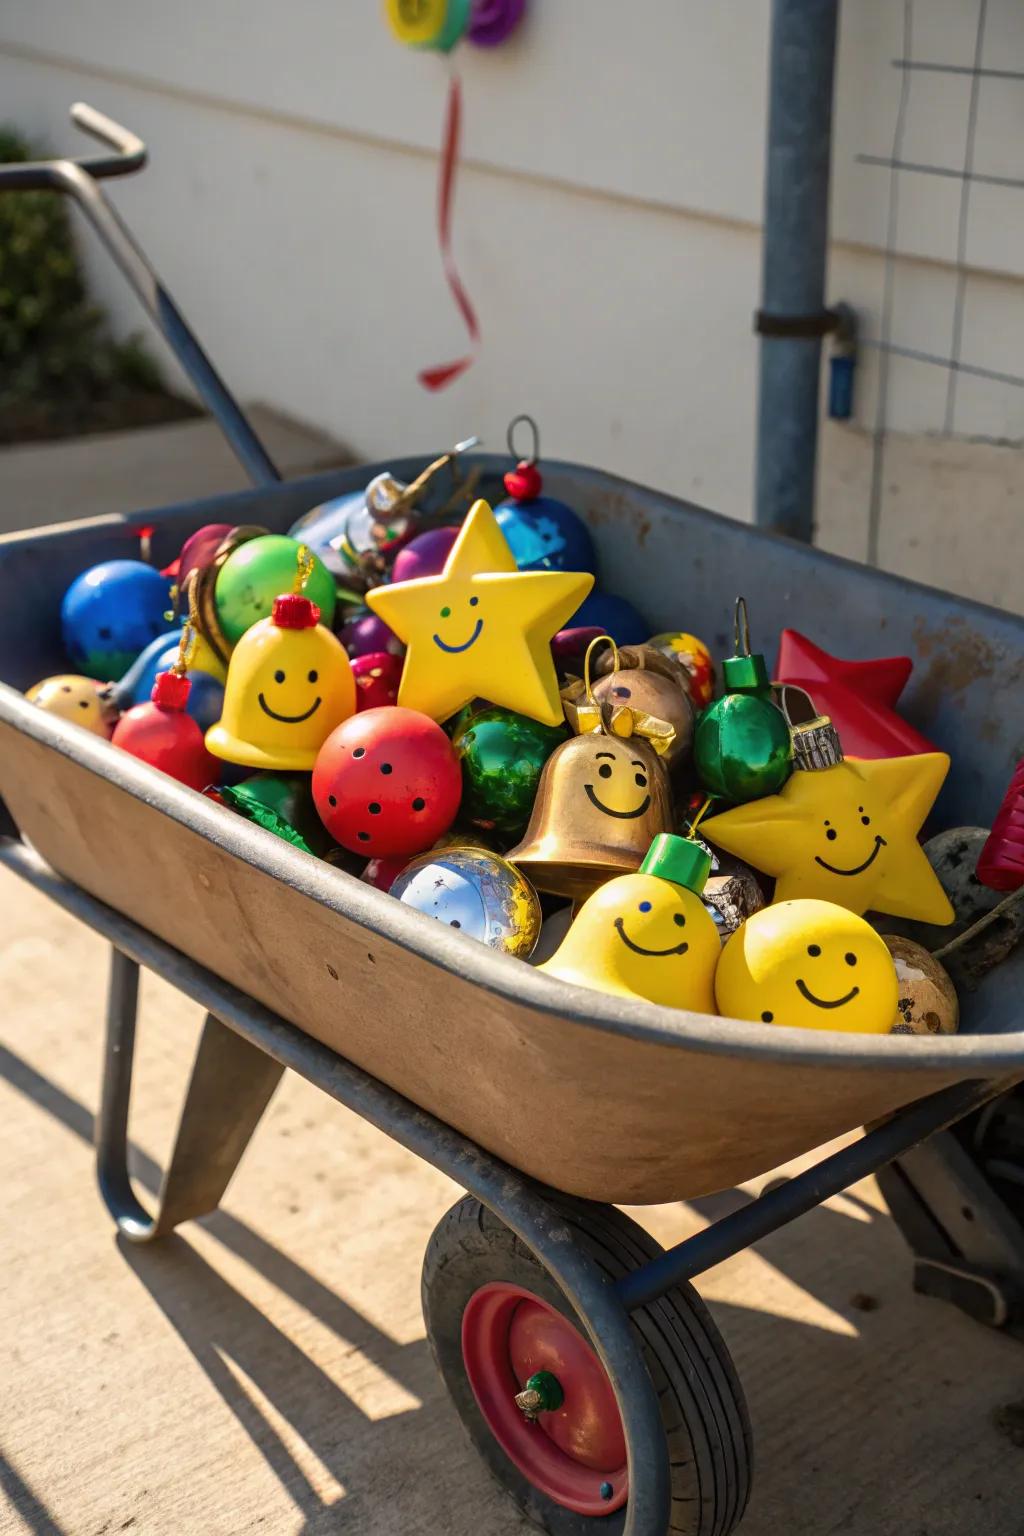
[539,833,721,1013]
[508,636,674,899]
[590,642,695,770]
[206,546,355,771]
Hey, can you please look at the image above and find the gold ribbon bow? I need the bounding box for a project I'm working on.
[560,635,676,757]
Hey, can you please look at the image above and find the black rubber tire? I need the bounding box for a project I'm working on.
[421,1195,753,1536]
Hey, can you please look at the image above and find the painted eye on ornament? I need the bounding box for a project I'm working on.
[78,701,89,710]
[61,685,72,693]
[845,952,858,966]
[859,807,871,825]
[635,772,648,788]
[613,686,631,699]
[274,669,286,684]
[98,627,112,641]
[308,669,318,683]
[440,607,451,619]
[639,901,652,913]
[598,763,613,780]
[761,1010,774,1022]
[469,596,479,607]
[673,914,686,927]
[807,944,821,957]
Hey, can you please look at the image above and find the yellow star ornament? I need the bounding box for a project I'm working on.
[365,499,594,726]
[702,750,955,925]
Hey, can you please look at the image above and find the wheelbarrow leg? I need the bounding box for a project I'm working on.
[96,946,284,1242]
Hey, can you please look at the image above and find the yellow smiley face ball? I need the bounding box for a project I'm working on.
[715,899,898,1033]
[540,835,721,1013]
[26,674,117,738]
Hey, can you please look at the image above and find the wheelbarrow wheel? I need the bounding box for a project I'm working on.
[422,1195,752,1536]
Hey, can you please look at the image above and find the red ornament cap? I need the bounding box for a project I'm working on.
[503,459,543,502]
[151,670,191,711]
[272,592,321,629]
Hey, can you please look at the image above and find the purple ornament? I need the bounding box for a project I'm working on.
[467,0,526,46]
[338,610,404,659]
[391,526,460,584]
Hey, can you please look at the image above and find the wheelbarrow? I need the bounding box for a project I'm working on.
[1,106,1023,1536]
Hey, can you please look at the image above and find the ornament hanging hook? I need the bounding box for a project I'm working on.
[172,581,200,676]
[583,633,619,712]
[734,595,752,657]
[507,412,540,467]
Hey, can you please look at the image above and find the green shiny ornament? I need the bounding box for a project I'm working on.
[452,706,567,838]
[214,535,336,645]
[219,771,333,856]
[694,597,792,804]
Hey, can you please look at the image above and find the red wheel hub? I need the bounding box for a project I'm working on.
[461,1282,628,1516]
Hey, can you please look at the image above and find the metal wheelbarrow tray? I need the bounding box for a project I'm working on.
[3,105,1024,1536]
[1,455,1023,1207]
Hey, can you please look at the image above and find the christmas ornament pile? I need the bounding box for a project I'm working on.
[32,433,1007,1037]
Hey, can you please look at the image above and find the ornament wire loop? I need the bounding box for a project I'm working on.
[734,595,752,657]
[688,795,715,839]
[506,412,540,467]
[172,581,201,675]
[583,633,619,712]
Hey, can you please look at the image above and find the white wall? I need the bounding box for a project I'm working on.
[1,2,1022,599]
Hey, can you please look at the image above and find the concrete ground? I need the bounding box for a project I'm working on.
[0,406,349,535]
[2,869,1022,1536]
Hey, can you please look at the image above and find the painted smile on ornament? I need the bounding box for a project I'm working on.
[814,835,887,877]
[584,753,651,819]
[433,597,483,654]
[258,693,322,724]
[613,917,688,958]
[795,979,861,1010]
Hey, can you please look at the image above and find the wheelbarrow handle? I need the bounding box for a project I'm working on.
[0,103,279,489]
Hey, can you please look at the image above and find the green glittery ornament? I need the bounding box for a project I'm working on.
[694,598,792,805]
[452,706,567,838]
[219,772,334,856]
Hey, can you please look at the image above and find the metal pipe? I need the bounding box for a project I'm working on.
[616,1077,1005,1310]
[754,0,840,541]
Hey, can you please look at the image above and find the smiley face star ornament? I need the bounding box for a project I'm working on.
[364,499,593,726]
[715,899,898,1034]
[702,716,955,925]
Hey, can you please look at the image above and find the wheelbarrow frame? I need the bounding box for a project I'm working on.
[0,836,1012,1536]
[3,102,1024,1536]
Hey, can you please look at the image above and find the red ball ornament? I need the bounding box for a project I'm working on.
[352,651,403,711]
[775,629,936,760]
[361,852,410,891]
[503,459,543,501]
[111,671,219,790]
[312,706,461,856]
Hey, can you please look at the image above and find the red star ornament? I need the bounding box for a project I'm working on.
[774,630,936,760]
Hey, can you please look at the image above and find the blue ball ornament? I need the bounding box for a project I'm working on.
[116,635,224,731]
[569,588,649,646]
[494,496,597,574]
[61,560,175,682]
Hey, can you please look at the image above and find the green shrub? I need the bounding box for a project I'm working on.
[0,125,165,425]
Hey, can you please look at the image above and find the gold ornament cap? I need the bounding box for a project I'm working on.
[792,715,844,771]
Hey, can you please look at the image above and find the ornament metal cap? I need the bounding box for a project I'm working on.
[792,715,844,771]
[640,833,711,895]
[722,652,770,695]
[150,670,190,711]
[272,592,320,629]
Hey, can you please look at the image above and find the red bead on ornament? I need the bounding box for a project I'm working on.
[503,459,543,502]
[111,670,219,790]
[977,758,1024,892]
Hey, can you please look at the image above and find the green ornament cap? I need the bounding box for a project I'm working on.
[640,833,711,895]
[722,652,771,695]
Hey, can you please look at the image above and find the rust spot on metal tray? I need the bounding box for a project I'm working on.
[909,616,1018,725]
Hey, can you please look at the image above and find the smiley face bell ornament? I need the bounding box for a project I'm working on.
[206,580,355,771]
[508,638,674,899]
[540,834,721,1013]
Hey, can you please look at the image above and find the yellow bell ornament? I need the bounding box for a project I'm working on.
[702,716,955,926]
[715,898,899,1034]
[365,498,593,726]
[540,834,721,1013]
[206,591,355,771]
